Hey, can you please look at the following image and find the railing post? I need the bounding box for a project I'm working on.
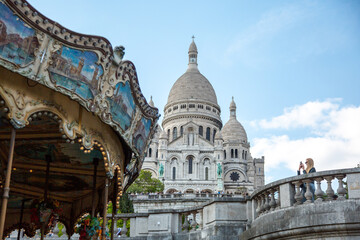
[303,179,314,204]
[314,177,325,202]
[264,191,270,212]
[191,211,197,231]
[293,181,303,205]
[336,175,347,201]
[255,197,261,217]
[324,176,335,201]
[269,189,276,211]
[121,218,128,236]
[259,195,265,214]
[199,209,203,230]
[112,216,118,239]
[183,213,189,232]
[276,187,281,209]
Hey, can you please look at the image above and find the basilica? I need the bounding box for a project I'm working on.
[142,39,264,194]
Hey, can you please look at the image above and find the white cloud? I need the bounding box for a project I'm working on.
[251,99,360,176]
[251,99,341,130]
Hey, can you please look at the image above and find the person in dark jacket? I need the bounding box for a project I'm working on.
[298,158,316,202]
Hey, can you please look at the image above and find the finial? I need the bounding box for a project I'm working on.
[192,35,195,41]
[149,95,154,107]
[232,96,234,101]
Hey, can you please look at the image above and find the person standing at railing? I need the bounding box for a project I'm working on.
[298,158,316,202]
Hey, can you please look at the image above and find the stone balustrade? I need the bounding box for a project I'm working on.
[109,207,204,238]
[108,197,246,239]
[106,168,360,240]
[249,168,360,221]
[129,192,244,200]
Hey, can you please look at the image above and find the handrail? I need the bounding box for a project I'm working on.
[251,168,360,198]
[250,167,360,220]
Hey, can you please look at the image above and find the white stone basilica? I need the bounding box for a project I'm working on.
[142,39,264,194]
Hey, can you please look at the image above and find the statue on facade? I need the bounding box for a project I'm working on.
[159,163,164,177]
[217,163,222,178]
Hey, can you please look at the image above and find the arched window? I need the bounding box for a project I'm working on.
[180,126,183,136]
[224,150,226,159]
[235,149,238,158]
[245,151,247,160]
[167,129,170,138]
[213,129,216,142]
[172,167,176,180]
[199,126,203,136]
[156,150,158,158]
[242,150,245,159]
[205,167,209,180]
[188,157,193,174]
[231,149,234,158]
[173,127,177,140]
[206,127,210,141]
[148,148,152,158]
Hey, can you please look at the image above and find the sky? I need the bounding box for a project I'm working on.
[28,0,360,183]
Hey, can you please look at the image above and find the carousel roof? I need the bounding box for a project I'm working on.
[0,0,159,237]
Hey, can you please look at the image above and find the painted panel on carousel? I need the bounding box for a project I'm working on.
[12,142,103,170]
[107,81,135,131]
[48,46,103,100]
[133,117,152,154]
[11,170,91,193]
[0,2,39,67]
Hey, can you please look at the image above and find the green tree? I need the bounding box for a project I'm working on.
[127,170,164,193]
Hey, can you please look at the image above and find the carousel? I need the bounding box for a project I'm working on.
[0,0,159,239]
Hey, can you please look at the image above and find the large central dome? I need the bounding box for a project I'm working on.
[167,68,218,105]
[166,38,218,106]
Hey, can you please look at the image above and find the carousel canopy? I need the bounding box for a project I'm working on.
[0,0,159,237]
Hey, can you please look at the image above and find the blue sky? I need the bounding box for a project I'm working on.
[28,0,360,183]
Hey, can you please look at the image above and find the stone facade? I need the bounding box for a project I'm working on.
[142,39,264,195]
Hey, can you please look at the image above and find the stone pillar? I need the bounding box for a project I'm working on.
[347,173,360,199]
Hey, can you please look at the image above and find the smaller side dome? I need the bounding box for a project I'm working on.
[221,98,248,143]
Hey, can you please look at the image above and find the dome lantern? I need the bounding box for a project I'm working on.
[230,96,236,118]
[188,36,198,68]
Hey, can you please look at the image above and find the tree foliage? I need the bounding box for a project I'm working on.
[127,170,164,193]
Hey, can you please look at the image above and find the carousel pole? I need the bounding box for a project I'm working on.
[41,155,51,240]
[17,199,26,240]
[91,158,99,217]
[110,172,118,240]
[101,178,109,240]
[0,128,16,239]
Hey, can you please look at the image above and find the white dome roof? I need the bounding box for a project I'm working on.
[221,98,248,143]
[167,39,218,106]
[167,68,218,105]
[222,119,247,143]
